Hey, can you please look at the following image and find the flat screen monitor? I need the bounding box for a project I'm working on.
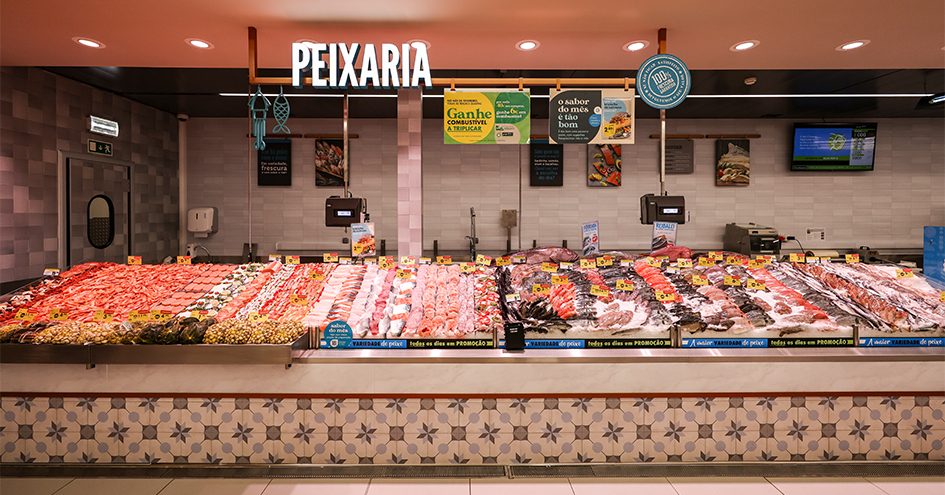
[791,123,877,171]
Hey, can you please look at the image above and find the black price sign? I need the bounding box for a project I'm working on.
[258,139,292,186]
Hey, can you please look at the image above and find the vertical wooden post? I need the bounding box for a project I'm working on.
[658,28,667,54]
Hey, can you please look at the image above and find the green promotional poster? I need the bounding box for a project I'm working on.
[444,89,530,144]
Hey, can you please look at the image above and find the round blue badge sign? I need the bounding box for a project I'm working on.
[322,320,353,349]
[637,54,691,110]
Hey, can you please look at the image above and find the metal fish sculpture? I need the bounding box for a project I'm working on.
[272,86,290,134]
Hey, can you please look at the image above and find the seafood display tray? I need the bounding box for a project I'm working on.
[0,331,309,366]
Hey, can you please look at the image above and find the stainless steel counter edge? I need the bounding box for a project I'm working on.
[294,347,945,363]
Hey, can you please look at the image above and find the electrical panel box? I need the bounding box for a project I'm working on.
[187,207,218,237]
[325,197,365,227]
[640,194,686,225]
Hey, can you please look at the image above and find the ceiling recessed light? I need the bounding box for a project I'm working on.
[730,40,759,52]
[623,40,649,52]
[296,39,318,44]
[516,40,539,51]
[72,37,104,49]
[408,39,432,49]
[744,77,757,86]
[186,38,214,49]
[837,39,869,51]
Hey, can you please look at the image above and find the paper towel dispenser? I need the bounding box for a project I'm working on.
[188,207,218,237]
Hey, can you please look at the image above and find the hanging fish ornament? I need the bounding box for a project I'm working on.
[272,86,291,134]
[248,86,271,151]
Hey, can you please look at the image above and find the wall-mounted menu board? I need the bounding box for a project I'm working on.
[530,144,563,186]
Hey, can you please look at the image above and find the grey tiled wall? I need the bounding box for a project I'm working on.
[187,116,942,259]
[0,67,179,283]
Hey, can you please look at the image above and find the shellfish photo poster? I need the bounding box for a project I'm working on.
[315,139,347,187]
[587,143,621,187]
[716,139,750,186]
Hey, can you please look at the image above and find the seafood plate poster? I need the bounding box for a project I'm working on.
[350,223,376,257]
[587,144,621,186]
[716,139,750,186]
[315,139,346,187]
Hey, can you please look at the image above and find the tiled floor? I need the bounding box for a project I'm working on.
[1,476,943,495]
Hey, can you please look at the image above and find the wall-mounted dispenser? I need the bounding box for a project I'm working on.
[188,207,218,237]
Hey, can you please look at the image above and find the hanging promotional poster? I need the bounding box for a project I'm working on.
[582,221,600,256]
[549,89,635,145]
[651,221,678,251]
[350,223,376,257]
[444,89,530,144]
[315,139,346,187]
[716,139,750,186]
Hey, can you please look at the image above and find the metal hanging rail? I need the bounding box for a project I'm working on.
[247,27,635,89]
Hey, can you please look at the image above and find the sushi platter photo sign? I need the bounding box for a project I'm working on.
[530,144,563,186]
[588,144,621,186]
[444,89,531,144]
[257,139,291,186]
[315,139,346,187]
[716,139,750,186]
[549,89,635,145]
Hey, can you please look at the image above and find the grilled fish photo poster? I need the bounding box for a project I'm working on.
[315,139,346,187]
[587,144,621,187]
[716,139,750,186]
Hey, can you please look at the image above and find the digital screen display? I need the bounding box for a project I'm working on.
[334,210,353,217]
[660,207,680,215]
[792,123,876,171]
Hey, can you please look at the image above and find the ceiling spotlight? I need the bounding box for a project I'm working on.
[744,77,757,86]
[72,37,104,49]
[516,40,540,51]
[837,39,869,51]
[186,38,214,49]
[730,40,759,52]
[623,41,649,52]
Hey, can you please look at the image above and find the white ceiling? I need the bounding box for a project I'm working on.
[2,0,943,71]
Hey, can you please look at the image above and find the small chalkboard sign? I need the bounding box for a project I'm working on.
[530,144,563,186]
[504,322,525,351]
[258,139,291,186]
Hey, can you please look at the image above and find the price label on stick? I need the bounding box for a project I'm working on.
[541,262,558,273]
[128,310,148,323]
[940,291,945,303]
[460,263,475,273]
[268,254,281,262]
[896,268,914,278]
[43,268,60,277]
[552,275,569,285]
[559,261,574,270]
[437,256,452,265]
[748,260,764,269]
[790,253,805,263]
[379,258,395,270]
[286,256,300,265]
[677,258,693,269]
[724,276,741,287]
[726,256,740,265]
[401,256,416,266]
[512,255,526,264]
[532,284,550,295]
[580,259,595,269]
[590,285,609,297]
[191,310,209,321]
[339,257,352,265]
[127,256,142,265]
[598,257,613,267]
[709,252,723,260]
[616,280,634,291]
[15,309,35,321]
[699,257,714,267]
[150,310,172,322]
[365,258,378,265]
[620,260,632,267]
[845,254,859,263]
[496,257,511,267]
[93,309,114,323]
[309,271,324,281]
[290,294,308,305]
[177,256,192,265]
[505,293,520,303]
[656,290,676,302]
[746,279,766,291]
[646,257,661,267]
[396,269,413,279]
[248,312,269,324]
[49,309,69,321]
[324,253,338,263]
[419,257,432,265]
[476,254,492,266]
[692,274,709,286]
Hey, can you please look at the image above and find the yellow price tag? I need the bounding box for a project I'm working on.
[128,310,149,323]
[268,254,281,262]
[820,257,831,263]
[725,256,741,265]
[512,255,527,264]
[646,257,661,267]
[541,262,558,273]
[559,261,574,270]
[476,254,492,265]
[496,257,511,267]
[93,309,114,323]
[597,257,613,267]
[532,284,550,295]
[150,310,172,322]
[896,269,914,278]
[699,257,714,267]
[845,254,859,263]
[419,257,432,265]
[437,256,452,265]
[552,274,569,285]
[309,271,324,281]
[379,259,395,270]
[692,274,709,286]
[655,290,676,302]
[940,291,945,302]
[177,256,192,265]
[365,257,378,265]
[620,260,632,267]
[127,256,142,265]
[15,309,35,321]
[616,280,634,291]
[397,269,414,279]
[748,260,764,269]
[724,276,741,287]
[290,294,308,305]
[43,268,60,277]
[190,310,209,321]
[710,252,723,260]
[580,259,595,269]
[677,258,693,269]
[339,257,352,265]
[286,256,300,265]
[602,122,617,137]
[324,253,338,263]
[746,279,766,290]
[401,256,416,265]
[590,284,609,297]
[49,309,69,321]
[789,253,805,263]
[505,293,521,303]
[461,263,475,273]
[247,312,268,324]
